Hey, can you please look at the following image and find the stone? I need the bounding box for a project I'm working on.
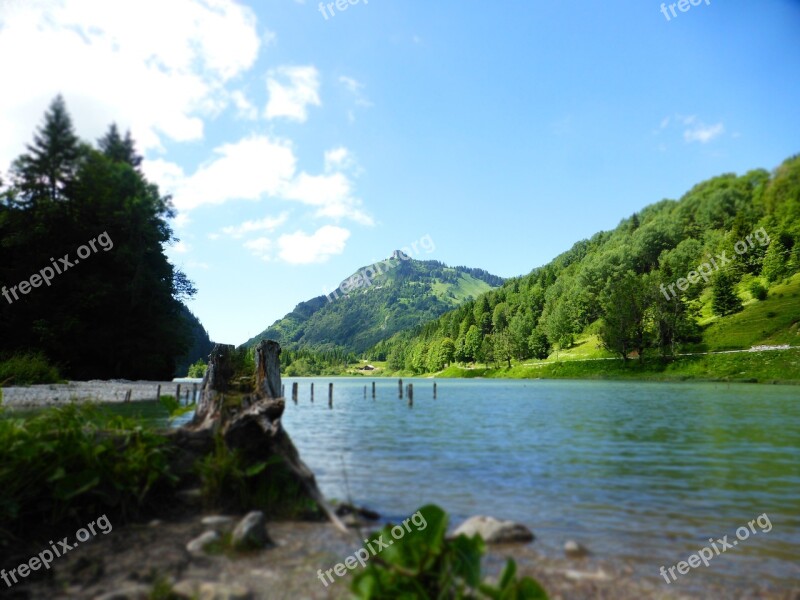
[564,539,590,558]
[93,584,151,600]
[201,515,235,528]
[451,516,534,544]
[173,581,252,600]
[231,511,271,550]
[186,530,220,555]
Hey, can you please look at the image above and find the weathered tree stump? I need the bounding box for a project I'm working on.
[180,341,344,531]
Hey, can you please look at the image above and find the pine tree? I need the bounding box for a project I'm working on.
[12,95,81,204]
[98,123,143,168]
[711,271,743,317]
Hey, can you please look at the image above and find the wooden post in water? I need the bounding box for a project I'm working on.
[176,384,182,404]
[407,384,413,407]
[311,382,314,402]
[124,389,132,403]
[364,385,367,398]
[185,389,190,404]
[433,382,437,399]
[372,381,376,399]
[398,378,403,399]
[193,383,198,403]
[281,384,285,398]
[328,383,333,408]
[156,384,161,401]
[292,382,298,404]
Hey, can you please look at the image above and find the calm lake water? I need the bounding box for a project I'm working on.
[278,378,800,593]
[107,377,799,593]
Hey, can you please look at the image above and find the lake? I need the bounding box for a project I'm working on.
[278,377,799,593]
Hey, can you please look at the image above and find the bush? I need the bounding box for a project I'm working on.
[0,353,60,386]
[749,281,768,301]
[0,404,175,543]
[352,504,548,599]
[187,359,207,378]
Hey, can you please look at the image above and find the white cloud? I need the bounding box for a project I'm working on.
[172,240,190,254]
[145,135,372,225]
[222,212,289,238]
[324,146,357,172]
[244,236,273,261]
[277,225,350,264]
[145,135,297,211]
[0,0,261,168]
[265,66,321,122]
[339,76,372,108]
[230,90,258,120]
[684,121,725,144]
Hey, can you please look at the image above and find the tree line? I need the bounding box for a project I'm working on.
[366,155,800,372]
[0,96,211,380]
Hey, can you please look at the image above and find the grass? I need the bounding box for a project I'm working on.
[0,403,176,544]
[696,273,800,351]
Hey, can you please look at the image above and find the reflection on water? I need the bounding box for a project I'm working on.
[277,378,800,591]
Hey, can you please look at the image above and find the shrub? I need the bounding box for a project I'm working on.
[0,353,60,386]
[0,404,175,543]
[749,281,768,301]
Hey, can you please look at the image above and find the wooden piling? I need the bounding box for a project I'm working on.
[193,383,198,403]
[156,384,161,401]
[281,384,285,397]
[372,381,376,399]
[364,385,367,398]
[176,384,181,403]
[407,383,413,407]
[328,383,333,408]
[311,382,314,402]
[292,382,298,404]
[433,382,437,399]
[124,389,132,403]
[398,378,403,399]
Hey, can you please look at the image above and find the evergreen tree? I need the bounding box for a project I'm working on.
[711,271,743,317]
[11,95,81,205]
[98,123,143,168]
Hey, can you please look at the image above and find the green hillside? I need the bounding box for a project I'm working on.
[244,252,504,353]
[365,155,800,377]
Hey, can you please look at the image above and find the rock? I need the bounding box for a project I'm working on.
[93,584,151,600]
[231,511,271,550]
[335,502,380,521]
[563,568,610,582]
[202,515,235,528]
[186,530,220,555]
[173,580,252,600]
[451,516,534,544]
[564,540,590,558]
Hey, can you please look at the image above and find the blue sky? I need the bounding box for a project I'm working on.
[1,0,799,345]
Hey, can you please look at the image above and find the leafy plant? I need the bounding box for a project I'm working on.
[0,404,175,542]
[749,281,768,301]
[351,505,547,600]
[187,358,207,378]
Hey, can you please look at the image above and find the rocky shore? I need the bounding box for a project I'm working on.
[0,380,196,407]
[7,512,797,600]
